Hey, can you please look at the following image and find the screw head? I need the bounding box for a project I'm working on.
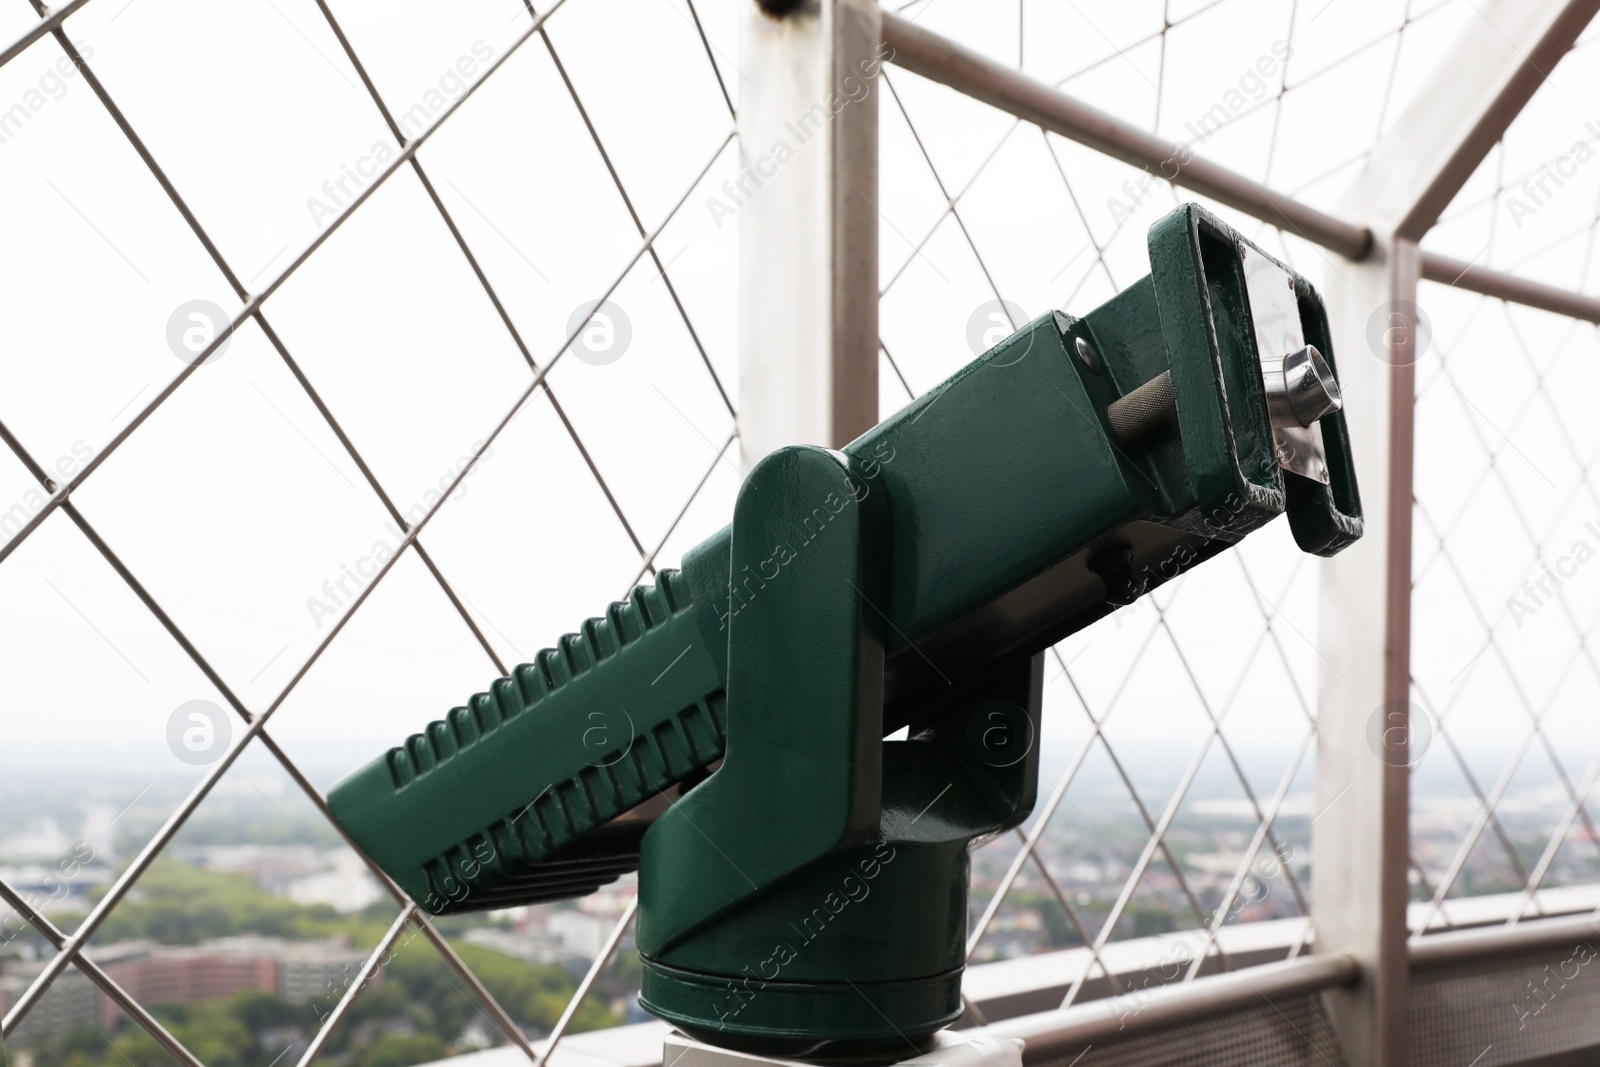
[1074,335,1101,374]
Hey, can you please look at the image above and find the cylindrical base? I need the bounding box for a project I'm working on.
[639,956,964,1061]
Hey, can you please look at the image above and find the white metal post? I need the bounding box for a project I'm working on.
[737,0,881,470]
[1316,237,1417,1067]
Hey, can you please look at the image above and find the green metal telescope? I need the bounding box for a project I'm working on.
[328,204,1361,1060]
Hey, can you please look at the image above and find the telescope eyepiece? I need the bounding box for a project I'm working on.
[1282,344,1342,427]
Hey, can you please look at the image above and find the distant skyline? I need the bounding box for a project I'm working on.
[0,724,1565,804]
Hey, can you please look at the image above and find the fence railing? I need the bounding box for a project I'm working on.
[2,5,1599,1067]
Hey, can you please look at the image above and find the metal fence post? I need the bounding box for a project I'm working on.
[1316,236,1418,1067]
[737,0,880,470]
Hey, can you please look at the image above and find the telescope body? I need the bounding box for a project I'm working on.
[328,204,1362,1058]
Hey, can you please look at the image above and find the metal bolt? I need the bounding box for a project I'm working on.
[1074,335,1100,374]
[1282,344,1341,427]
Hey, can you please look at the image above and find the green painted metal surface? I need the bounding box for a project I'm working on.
[327,204,1362,1058]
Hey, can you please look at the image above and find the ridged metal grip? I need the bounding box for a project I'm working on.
[1106,370,1178,443]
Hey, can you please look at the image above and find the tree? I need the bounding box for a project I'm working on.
[356,1034,449,1067]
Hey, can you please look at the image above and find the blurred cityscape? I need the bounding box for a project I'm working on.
[0,766,638,1067]
[1,741,1593,1067]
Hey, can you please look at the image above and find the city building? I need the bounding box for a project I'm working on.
[0,937,372,1045]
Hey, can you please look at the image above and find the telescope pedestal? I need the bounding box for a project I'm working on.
[636,445,1047,1058]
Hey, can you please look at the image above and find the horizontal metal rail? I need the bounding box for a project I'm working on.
[1410,912,1600,973]
[338,909,1600,1067]
[880,11,1372,260]
[882,10,1600,325]
[1419,249,1600,323]
[961,907,1600,1059]
[971,953,1359,1060]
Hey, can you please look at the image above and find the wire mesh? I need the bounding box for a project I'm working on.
[1408,20,1600,935]
[0,0,736,1064]
[1406,294,1600,927]
[873,0,1495,1005]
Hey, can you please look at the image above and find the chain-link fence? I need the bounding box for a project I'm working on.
[0,1,736,1064]
[1410,23,1600,931]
